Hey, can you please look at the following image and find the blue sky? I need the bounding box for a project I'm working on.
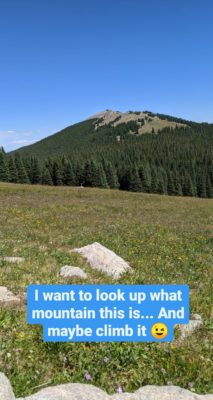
[1,0,213,151]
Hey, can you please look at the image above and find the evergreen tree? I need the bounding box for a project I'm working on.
[0,152,8,181]
[23,158,32,182]
[103,161,119,188]
[197,174,207,198]
[167,171,176,195]
[41,166,53,185]
[206,175,213,198]
[157,171,166,194]
[84,160,99,187]
[14,154,30,184]
[182,174,196,197]
[53,161,63,185]
[8,156,18,183]
[31,157,42,184]
[0,146,6,154]
[139,164,151,192]
[128,166,142,192]
[150,169,159,194]
[96,163,108,188]
[64,162,75,186]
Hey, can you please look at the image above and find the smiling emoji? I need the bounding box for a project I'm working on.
[151,323,168,339]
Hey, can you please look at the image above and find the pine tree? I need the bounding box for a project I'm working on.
[53,161,63,185]
[150,168,159,194]
[128,166,142,192]
[182,174,196,197]
[197,173,207,198]
[96,163,108,188]
[31,157,42,184]
[167,171,176,195]
[41,167,53,185]
[157,172,165,194]
[206,175,213,198]
[14,154,30,184]
[0,152,8,181]
[64,162,75,186]
[8,156,18,183]
[84,160,99,187]
[103,161,119,188]
[23,158,32,182]
[139,164,151,192]
[0,146,6,154]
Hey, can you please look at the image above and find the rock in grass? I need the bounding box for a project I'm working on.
[16,383,213,400]
[0,286,20,308]
[3,257,25,263]
[72,242,131,278]
[178,314,203,340]
[60,265,87,279]
[17,383,111,400]
[112,385,213,399]
[0,373,15,400]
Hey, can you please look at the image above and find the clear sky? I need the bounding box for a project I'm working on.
[1,0,213,151]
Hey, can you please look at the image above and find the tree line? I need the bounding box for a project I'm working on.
[0,149,213,198]
[1,120,213,198]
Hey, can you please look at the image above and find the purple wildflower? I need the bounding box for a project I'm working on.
[84,371,92,381]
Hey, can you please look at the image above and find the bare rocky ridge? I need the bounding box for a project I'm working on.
[87,109,186,134]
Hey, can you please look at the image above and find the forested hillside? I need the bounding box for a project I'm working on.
[1,111,213,198]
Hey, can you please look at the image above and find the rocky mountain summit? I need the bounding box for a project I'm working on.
[88,109,186,134]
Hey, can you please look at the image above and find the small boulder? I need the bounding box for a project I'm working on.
[112,385,213,399]
[3,257,25,264]
[72,242,131,278]
[17,384,213,400]
[0,286,20,308]
[60,266,87,279]
[0,372,15,400]
[17,383,111,400]
[178,314,203,340]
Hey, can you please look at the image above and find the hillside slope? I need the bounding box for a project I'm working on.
[0,183,212,396]
[10,110,189,159]
[2,110,213,198]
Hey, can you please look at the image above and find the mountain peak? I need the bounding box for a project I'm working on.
[87,109,121,120]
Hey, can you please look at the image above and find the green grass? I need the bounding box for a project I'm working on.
[0,183,212,397]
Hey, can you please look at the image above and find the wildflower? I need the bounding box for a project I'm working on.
[160,367,166,375]
[84,371,92,381]
[188,382,194,389]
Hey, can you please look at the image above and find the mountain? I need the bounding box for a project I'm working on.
[10,109,190,159]
[1,109,213,198]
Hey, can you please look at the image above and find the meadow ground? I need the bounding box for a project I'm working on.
[0,183,212,397]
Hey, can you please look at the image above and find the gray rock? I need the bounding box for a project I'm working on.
[17,383,111,400]
[60,266,87,279]
[0,286,20,308]
[72,242,131,278]
[112,385,213,399]
[178,314,203,340]
[0,373,15,400]
[3,257,25,264]
[16,384,213,400]
[191,313,202,321]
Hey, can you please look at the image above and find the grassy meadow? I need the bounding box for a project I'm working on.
[0,182,212,397]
